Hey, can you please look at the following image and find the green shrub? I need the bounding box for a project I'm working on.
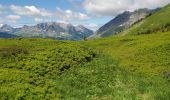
[0,47,29,58]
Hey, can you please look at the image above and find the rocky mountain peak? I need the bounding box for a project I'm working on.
[0,24,14,33]
[93,8,159,38]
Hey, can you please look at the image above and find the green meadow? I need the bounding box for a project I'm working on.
[0,31,170,100]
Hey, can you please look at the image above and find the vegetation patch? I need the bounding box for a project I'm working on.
[0,38,97,99]
[0,47,29,58]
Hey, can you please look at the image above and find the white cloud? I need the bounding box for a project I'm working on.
[34,18,43,22]
[78,13,90,20]
[10,5,52,17]
[66,0,83,8]
[85,23,99,31]
[56,7,90,21]
[0,15,21,24]
[6,15,21,23]
[6,15,21,20]
[84,0,170,16]
[57,20,70,24]
[9,5,89,23]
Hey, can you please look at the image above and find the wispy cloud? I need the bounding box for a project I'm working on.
[34,18,43,23]
[84,0,170,16]
[66,0,83,8]
[0,14,21,25]
[10,5,52,17]
[9,4,90,22]
[56,7,90,21]
[6,15,21,23]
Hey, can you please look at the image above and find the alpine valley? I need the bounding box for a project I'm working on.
[0,1,170,100]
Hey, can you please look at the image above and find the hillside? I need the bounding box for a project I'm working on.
[86,3,170,77]
[91,8,158,38]
[122,4,170,35]
[86,32,170,76]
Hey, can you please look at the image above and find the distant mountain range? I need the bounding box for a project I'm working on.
[91,8,160,38]
[0,22,93,40]
[0,8,161,40]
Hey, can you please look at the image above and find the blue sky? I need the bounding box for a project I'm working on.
[0,0,170,30]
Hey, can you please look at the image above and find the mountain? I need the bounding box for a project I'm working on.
[91,8,159,38]
[0,24,14,33]
[0,22,93,40]
[0,24,17,38]
[121,4,170,35]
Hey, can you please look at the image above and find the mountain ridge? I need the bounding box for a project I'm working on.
[121,4,170,35]
[91,8,160,38]
[0,22,93,40]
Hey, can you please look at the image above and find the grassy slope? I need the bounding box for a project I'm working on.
[86,32,170,76]
[0,36,169,100]
[121,4,170,35]
[80,4,170,99]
